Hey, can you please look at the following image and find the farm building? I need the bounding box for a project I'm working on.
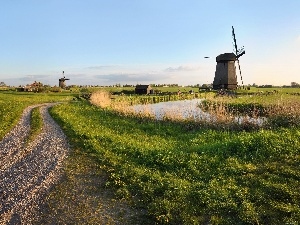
[17,81,43,92]
[135,85,153,95]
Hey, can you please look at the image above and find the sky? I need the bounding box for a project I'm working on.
[0,0,299,87]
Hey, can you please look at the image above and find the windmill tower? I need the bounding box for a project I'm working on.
[59,71,70,89]
[213,26,245,90]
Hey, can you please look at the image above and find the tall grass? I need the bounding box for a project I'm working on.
[89,90,300,131]
[199,93,300,130]
[89,90,112,108]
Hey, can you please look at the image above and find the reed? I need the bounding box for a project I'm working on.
[89,90,112,108]
[199,92,300,129]
[90,90,300,131]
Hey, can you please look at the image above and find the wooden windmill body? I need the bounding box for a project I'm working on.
[213,53,237,90]
[212,26,245,90]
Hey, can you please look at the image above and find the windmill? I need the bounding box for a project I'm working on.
[59,71,70,89]
[212,26,245,90]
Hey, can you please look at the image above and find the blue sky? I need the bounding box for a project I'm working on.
[0,0,299,86]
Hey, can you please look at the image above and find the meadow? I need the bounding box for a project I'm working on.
[52,89,299,225]
[1,88,300,224]
[0,91,74,139]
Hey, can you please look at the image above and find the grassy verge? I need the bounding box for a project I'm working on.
[34,142,150,224]
[49,101,300,224]
[0,91,75,140]
[26,107,43,144]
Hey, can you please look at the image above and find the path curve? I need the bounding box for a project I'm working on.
[0,103,70,224]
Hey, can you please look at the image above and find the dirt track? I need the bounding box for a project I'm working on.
[0,103,69,224]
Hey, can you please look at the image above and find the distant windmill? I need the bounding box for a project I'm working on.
[59,71,70,89]
[212,26,245,90]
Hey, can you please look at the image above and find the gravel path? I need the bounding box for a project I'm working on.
[0,103,70,224]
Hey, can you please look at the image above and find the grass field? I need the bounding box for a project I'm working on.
[50,91,300,224]
[0,91,74,139]
[1,89,300,224]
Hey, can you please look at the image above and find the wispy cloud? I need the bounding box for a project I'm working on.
[94,73,174,83]
[95,74,152,82]
[20,75,51,81]
[65,73,87,78]
[86,65,121,70]
[164,65,200,72]
[3,63,208,86]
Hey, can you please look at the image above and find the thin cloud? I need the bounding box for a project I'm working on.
[94,73,173,83]
[94,74,153,82]
[20,75,51,81]
[165,66,200,72]
[64,73,86,78]
[86,65,121,70]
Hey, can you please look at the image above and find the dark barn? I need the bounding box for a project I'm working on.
[135,85,153,95]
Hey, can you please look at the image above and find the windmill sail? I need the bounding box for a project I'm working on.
[232,26,245,88]
[236,59,243,87]
[232,26,238,56]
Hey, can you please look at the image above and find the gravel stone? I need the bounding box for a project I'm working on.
[0,103,70,224]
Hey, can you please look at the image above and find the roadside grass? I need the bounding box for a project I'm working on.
[0,91,74,140]
[49,100,300,224]
[25,107,43,145]
[0,91,148,224]
[34,146,150,225]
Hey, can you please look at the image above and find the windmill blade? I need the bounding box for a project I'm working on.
[232,26,238,56]
[236,58,244,88]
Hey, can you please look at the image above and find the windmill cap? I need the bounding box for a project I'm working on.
[216,53,236,62]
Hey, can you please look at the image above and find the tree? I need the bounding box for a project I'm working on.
[291,82,300,87]
[0,82,6,86]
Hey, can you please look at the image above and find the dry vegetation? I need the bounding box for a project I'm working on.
[90,90,112,108]
[199,93,300,130]
[89,90,300,130]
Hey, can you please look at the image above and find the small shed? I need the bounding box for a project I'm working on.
[135,85,153,95]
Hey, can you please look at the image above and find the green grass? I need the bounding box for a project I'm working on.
[0,91,75,140]
[26,107,43,144]
[1,89,300,224]
[34,147,149,225]
[50,101,300,224]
